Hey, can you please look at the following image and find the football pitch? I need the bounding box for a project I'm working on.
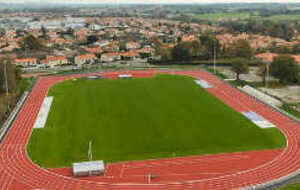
[27,74,285,168]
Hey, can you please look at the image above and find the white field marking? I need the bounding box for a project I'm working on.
[33,97,53,129]
[194,79,212,88]
[242,111,276,129]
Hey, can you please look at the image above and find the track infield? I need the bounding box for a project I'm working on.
[27,74,285,168]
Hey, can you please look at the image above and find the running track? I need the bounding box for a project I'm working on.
[0,69,299,190]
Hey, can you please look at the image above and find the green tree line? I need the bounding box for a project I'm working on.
[0,59,23,126]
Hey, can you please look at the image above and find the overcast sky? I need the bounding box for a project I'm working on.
[2,0,300,4]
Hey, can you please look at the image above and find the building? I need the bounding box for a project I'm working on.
[137,47,155,58]
[121,51,140,60]
[255,53,279,63]
[101,52,121,62]
[86,47,103,54]
[126,42,141,50]
[181,35,198,42]
[75,54,97,66]
[41,56,68,67]
[73,160,105,177]
[255,52,300,64]
[13,57,38,67]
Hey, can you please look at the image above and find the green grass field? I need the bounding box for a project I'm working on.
[280,104,300,119]
[27,74,285,168]
[280,183,300,190]
[192,13,254,20]
[265,14,300,21]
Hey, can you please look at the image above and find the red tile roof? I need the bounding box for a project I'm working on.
[42,56,67,64]
[255,53,279,63]
[76,54,96,60]
[86,47,103,54]
[256,53,300,63]
[14,58,37,63]
[121,51,139,58]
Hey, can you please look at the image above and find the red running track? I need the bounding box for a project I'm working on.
[0,69,299,190]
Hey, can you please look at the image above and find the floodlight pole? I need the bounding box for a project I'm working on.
[213,39,217,75]
[266,62,270,89]
[4,60,8,95]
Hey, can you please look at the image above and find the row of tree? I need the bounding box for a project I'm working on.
[156,35,253,62]
[0,58,22,126]
[231,55,300,84]
[0,60,21,95]
[154,35,299,84]
[220,19,296,41]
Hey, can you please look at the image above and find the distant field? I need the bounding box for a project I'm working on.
[192,12,253,20]
[192,12,300,21]
[264,14,300,21]
[27,75,285,168]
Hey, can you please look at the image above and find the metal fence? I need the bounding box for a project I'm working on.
[0,91,29,143]
[0,78,36,144]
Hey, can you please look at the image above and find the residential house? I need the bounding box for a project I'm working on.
[137,47,155,58]
[101,52,121,62]
[126,42,141,50]
[86,46,103,55]
[13,57,38,67]
[41,56,68,67]
[102,41,120,52]
[75,54,97,66]
[255,53,279,63]
[181,35,198,42]
[256,52,300,65]
[121,51,140,60]
[5,30,16,40]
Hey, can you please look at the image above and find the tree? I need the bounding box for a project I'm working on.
[156,47,172,61]
[293,44,300,54]
[21,35,46,51]
[41,25,48,39]
[231,58,249,81]
[172,43,191,61]
[0,59,21,94]
[151,36,162,47]
[189,41,205,58]
[226,39,253,58]
[66,27,74,36]
[257,63,268,86]
[270,55,300,84]
[199,35,221,60]
[271,45,293,54]
[86,35,98,45]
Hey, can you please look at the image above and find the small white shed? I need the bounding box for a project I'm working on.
[73,160,105,177]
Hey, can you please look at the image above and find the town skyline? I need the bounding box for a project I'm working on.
[2,0,300,4]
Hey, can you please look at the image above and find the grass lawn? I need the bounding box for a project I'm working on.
[265,14,300,21]
[280,104,300,119]
[192,12,253,20]
[27,74,285,168]
[280,183,300,190]
[20,77,35,91]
